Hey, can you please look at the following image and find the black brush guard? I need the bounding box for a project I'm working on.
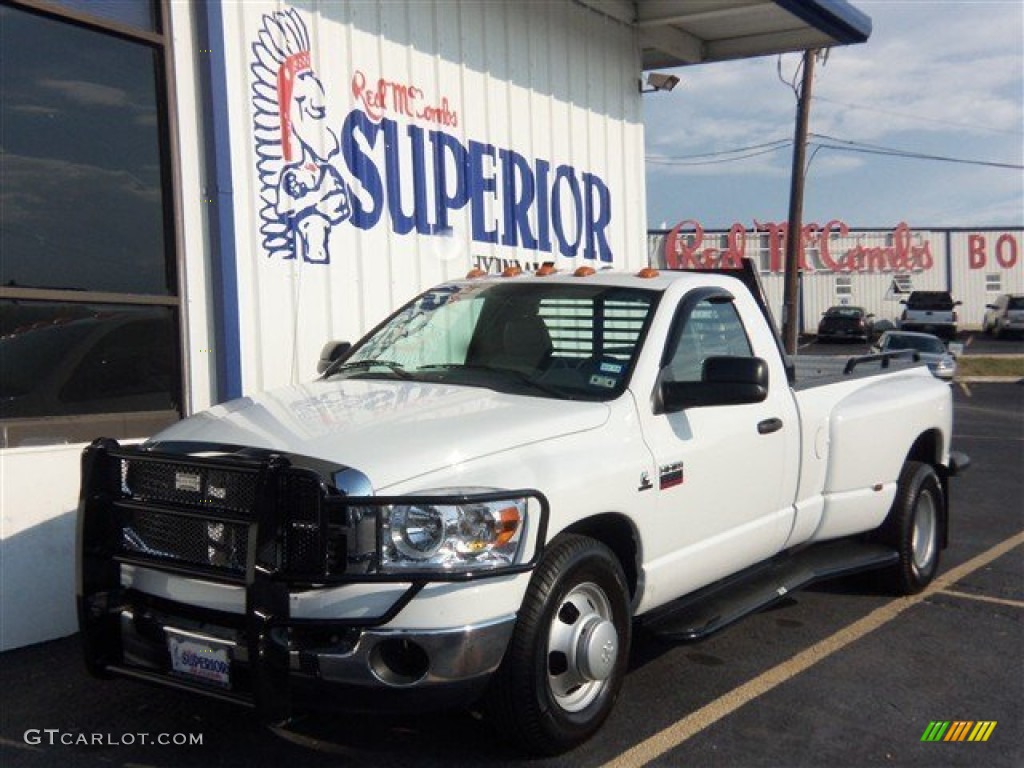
[77,438,548,722]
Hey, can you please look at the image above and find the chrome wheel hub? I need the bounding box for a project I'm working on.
[912,489,938,572]
[546,582,617,712]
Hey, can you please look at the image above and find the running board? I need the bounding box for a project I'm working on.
[640,538,899,641]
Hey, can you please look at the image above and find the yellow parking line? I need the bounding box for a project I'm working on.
[602,531,1024,768]
[940,588,1024,610]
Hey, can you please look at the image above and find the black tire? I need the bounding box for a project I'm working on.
[878,461,944,595]
[484,534,632,756]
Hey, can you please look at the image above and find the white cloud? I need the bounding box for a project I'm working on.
[39,79,130,108]
[645,0,1024,227]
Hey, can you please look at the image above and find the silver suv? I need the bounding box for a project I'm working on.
[982,293,1024,338]
[899,291,960,341]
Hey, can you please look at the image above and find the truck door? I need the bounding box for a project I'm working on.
[637,288,799,602]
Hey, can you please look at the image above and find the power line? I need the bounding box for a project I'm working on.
[809,133,1024,170]
[645,139,792,166]
[813,95,1024,137]
[646,138,790,162]
[646,144,791,166]
[644,134,1024,170]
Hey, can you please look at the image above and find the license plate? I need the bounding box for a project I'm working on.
[166,629,232,688]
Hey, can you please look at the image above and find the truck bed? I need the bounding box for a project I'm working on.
[791,353,926,390]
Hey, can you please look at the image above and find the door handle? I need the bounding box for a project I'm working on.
[757,417,783,435]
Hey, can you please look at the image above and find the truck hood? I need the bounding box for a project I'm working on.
[150,379,609,490]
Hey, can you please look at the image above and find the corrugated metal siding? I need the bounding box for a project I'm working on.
[216,0,645,390]
[647,227,1022,333]
[949,230,1024,327]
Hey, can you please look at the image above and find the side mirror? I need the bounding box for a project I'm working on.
[985,304,996,310]
[661,356,769,413]
[866,313,875,319]
[317,340,352,374]
[954,300,963,306]
[899,299,908,305]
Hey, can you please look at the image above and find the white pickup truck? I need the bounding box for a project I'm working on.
[78,262,968,755]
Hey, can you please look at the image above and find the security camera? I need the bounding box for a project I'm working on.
[641,72,680,93]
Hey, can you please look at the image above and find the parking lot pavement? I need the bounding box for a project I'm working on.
[1,385,1020,768]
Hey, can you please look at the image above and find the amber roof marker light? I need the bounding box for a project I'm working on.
[574,266,596,277]
[636,267,660,278]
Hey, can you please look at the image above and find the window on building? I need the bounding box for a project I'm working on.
[985,274,1002,293]
[893,274,913,293]
[836,275,853,296]
[0,1,181,448]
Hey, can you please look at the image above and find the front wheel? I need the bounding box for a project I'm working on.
[484,534,632,756]
[877,461,944,594]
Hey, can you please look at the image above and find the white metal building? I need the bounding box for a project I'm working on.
[0,0,872,650]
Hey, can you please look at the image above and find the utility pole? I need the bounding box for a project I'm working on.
[782,48,818,356]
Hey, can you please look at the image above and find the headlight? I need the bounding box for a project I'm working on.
[380,490,528,571]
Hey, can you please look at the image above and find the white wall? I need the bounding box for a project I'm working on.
[0,445,82,651]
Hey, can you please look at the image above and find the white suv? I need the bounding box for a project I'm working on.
[982,293,1024,338]
[900,291,960,341]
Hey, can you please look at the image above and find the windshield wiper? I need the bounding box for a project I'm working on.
[416,364,565,398]
[324,359,413,380]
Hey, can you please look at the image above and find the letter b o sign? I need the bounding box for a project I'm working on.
[968,233,1019,269]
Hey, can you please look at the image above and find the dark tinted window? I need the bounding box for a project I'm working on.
[0,4,180,448]
[906,292,954,310]
[1007,297,1024,310]
[0,301,181,419]
[40,0,158,31]
[0,6,172,295]
[882,334,945,355]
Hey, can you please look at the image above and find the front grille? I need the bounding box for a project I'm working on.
[111,453,334,580]
[119,507,250,574]
[114,455,263,577]
[121,458,259,515]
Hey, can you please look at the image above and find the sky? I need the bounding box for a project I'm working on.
[642,0,1024,231]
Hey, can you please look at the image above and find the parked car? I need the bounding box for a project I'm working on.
[899,290,960,340]
[982,293,1024,338]
[816,305,874,342]
[874,330,956,381]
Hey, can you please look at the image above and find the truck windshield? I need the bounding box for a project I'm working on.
[329,282,659,400]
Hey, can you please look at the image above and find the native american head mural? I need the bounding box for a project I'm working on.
[250,9,351,264]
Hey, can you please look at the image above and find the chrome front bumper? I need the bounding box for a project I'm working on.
[313,615,516,688]
[116,605,517,716]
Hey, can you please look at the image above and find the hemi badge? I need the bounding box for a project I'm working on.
[174,472,202,493]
